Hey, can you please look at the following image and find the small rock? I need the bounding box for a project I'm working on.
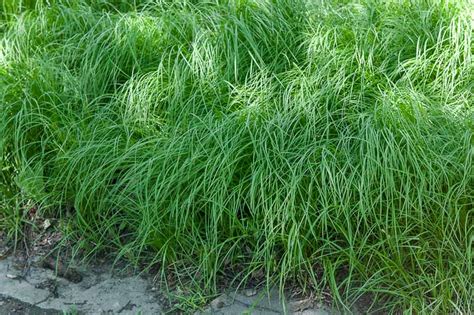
[6,274,19,279]
[0,247,10,260]
[244,288,257,297]
[42,219,51,230]
[290,297,313,312]
[210,295,226,309]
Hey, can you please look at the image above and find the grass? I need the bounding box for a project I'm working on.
[1,0,473,313]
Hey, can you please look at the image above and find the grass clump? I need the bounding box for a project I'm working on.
[1,0,473,313]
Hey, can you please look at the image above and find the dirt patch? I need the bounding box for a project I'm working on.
[0,253,164,314]
[0,228,343,314]
[0,295,62,315]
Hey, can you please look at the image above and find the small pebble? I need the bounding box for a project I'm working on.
[244,288,257,297]
[42,219,51,230]
[210,296,226,309]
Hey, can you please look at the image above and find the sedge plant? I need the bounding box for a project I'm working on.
[0,0,473,313]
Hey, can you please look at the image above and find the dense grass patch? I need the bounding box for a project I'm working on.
[1,0,473,312]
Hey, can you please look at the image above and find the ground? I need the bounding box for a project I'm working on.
[0,296,61,315]
[0,248,338,314]
[0,220,343,314]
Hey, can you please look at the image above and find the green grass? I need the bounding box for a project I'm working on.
[1,0,473,313]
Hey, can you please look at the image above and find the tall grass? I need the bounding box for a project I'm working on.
[1,0,473,312]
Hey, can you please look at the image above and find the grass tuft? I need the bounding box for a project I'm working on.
[1,0,473,313]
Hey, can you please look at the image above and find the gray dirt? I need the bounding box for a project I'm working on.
[0,254,338,314]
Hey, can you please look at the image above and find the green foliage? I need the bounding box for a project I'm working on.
[1,0,473,313]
